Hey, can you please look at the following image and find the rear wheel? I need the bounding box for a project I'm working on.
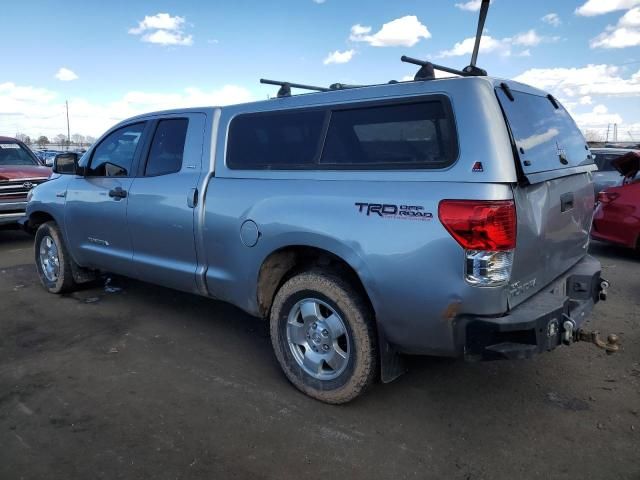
[34,221,78,294]
[270,270,377,404]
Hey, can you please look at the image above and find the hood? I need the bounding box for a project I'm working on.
[611,151,640,178]
[0,165,52,181]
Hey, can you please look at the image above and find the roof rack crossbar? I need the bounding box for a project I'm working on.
[260,78,330,98]
[329,83,365,90]
[400,56,469,78]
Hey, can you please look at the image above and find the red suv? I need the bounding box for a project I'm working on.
[591,151,640,251]
[0,136,51,227]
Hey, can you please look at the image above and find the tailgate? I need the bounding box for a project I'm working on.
[496,83,595,308]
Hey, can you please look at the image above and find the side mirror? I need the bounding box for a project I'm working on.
[52,153,79,175]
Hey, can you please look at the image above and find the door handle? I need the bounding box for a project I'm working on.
[187,188,198,208]
[560,192,574,212]
[108,187,127,200]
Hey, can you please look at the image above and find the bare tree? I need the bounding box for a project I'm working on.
[54,134,67,147]
[71,133,86,145]
[37,136,49,148]
[584,129,604,143]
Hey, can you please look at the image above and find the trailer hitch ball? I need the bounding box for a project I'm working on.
[576,329,620,355]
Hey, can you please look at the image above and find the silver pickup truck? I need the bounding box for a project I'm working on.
[22,76,614,403]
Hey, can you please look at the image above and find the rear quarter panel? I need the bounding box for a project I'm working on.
[203,179,514,355]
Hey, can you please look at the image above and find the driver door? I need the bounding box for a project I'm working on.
[64,122,150,275]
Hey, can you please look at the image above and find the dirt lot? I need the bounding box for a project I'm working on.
[0,229,638,480]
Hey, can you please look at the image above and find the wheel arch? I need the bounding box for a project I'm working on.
[256,244,377,320]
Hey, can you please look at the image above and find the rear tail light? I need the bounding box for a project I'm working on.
[597,191,619,204]
[439,200,517,286]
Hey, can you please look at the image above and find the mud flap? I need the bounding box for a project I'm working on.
[378,328,407,383]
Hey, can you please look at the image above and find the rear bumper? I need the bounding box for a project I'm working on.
[456,255,604,360]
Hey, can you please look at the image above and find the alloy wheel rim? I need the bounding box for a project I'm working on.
[286,298,350,381]
[39,235,60,282]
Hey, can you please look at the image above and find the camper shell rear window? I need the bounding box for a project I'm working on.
[226,96,458,170]
[496,87,592,175]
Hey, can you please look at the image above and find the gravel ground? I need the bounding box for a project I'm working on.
[0,229,638,480]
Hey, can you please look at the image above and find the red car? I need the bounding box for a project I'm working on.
[0,136,51,227]
[591,151,640,251]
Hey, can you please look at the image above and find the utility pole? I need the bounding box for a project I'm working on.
[65,100,70,151]
[605,124,610,143]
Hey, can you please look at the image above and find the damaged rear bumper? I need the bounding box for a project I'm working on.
[457,255,609,360]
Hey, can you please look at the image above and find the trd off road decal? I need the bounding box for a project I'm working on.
[355,202,433,221]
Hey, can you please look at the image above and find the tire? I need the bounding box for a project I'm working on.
[34,221,78,294]
[270,270,377,404]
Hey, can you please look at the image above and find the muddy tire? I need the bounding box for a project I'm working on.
[270,270,377,404]
[34,221,78,294]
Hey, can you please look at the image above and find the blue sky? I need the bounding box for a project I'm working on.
[2,0,640,140]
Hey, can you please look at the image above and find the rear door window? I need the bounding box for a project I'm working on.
[145,118,189,176]
[496,88,592,174]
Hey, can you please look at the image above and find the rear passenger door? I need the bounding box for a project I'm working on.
[127,114,206,292]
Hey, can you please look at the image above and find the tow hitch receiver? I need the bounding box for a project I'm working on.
[575,329,620,355]
[562,317,620,354]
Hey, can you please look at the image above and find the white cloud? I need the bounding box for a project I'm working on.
[579,95,593,105]
[0,82,253,138]
[455,0,485,12]
[541,13,561,27]
[54,67,78,82]
[323,49,355,65]
[439,29,556,57]
[571,105,623,129]
[575,0,640,16]
[129,13,185,34]
[349,16,431,47]
[514,64,640,97]
[439,35,510,57]
[142,30,193,46]
[129,13,193,46]
[590,7,640,48]
[512,29,542,46]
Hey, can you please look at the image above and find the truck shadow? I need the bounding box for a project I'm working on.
[0,227,32,244]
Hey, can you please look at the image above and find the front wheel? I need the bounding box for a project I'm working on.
[34,221,78,294]
[270,270,377,404]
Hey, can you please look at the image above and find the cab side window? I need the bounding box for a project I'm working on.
[145,118,189,176]
[86,123,145,177]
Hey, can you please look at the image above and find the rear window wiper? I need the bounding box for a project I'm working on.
[547,94,560,109]
[500,82,514,101]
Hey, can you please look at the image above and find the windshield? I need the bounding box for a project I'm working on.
[593,151,629,172]
[496,88,592,175]
[0,142,39,166]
